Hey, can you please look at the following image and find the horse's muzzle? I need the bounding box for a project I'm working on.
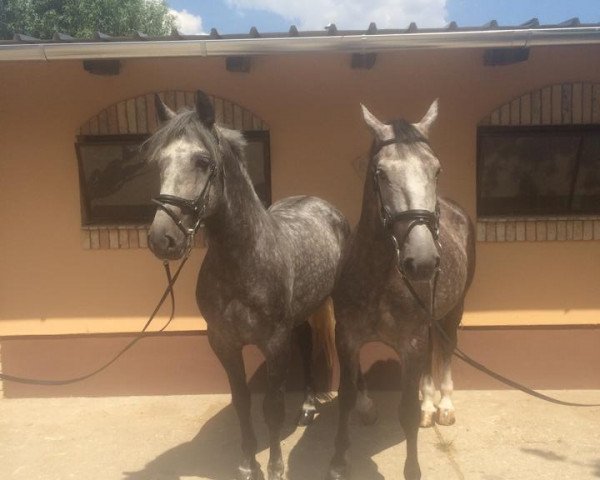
[148,223,187,260]
[395,223,440,281]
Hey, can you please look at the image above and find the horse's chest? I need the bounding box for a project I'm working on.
[197,273,288,341]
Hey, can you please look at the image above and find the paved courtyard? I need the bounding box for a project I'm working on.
[1,390,599,480]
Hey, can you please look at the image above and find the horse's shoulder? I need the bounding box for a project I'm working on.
[440,198,472,228]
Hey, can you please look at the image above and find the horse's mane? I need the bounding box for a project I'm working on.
[368,119,430,162]
[390,119,429,146]
[143,108,247,164]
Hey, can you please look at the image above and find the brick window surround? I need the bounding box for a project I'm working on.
[477,82,600,242]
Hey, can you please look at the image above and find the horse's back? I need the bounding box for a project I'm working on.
[269,195,350,246]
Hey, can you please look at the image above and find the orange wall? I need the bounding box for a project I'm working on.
[1,45,599,336]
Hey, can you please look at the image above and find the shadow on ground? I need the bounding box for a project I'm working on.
[123,360,407,480]
[521,448,600,478]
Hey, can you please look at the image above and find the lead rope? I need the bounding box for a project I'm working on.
[0,258,187,386]
[398,262,600,408]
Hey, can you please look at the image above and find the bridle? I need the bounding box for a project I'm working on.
[151,126,223,253]
[152,160,217,254]
[371,137,441,282]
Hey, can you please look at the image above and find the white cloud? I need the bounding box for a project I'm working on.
[226,0,448,30]
[169,9,205,35]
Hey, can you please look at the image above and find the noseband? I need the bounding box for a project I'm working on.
[371,138,441,277]
[152,162,217,249]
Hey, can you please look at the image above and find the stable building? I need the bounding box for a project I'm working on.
[0,19,599,397]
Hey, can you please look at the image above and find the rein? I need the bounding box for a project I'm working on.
[0,259,187,385]
[0,126,221,386]
[372,138,600,408]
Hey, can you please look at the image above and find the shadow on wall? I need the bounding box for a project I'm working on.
[123,364,405,480]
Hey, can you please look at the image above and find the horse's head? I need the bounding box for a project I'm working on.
[146,91,224,260]
[362,100,441,281]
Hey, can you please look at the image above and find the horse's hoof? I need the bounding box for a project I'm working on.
[267,462,284,480]
[435,408,456,426]
[419,410,435,428]
[238,463,262,480]
[298,409,316,426]
[358,404,378,426]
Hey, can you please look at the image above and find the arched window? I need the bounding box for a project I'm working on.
[76,91,270,249]
[476,83,600,242]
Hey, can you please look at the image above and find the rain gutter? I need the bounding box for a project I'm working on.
[1,26,599,62]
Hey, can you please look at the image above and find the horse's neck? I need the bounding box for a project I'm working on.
[204,151,269,255]
[353,175,395,269]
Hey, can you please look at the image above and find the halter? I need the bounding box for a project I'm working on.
[152,162,217,252]
[371,137,441,279]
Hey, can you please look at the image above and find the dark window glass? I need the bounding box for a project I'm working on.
[76,131,271,225]
[477,126,600,217]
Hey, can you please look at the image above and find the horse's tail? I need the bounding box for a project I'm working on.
[309,297,336,392]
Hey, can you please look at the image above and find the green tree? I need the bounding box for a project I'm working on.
[0,0,176,40]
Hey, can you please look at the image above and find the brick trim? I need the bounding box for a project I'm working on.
[476,217,600,243]
[80,225,206,250]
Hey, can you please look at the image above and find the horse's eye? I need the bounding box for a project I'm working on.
[193,153,211,168]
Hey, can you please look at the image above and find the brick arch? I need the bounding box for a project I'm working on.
[79,90,269,135]
[78,91,269,251]
[479,82,600,127]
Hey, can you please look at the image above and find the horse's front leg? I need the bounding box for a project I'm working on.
[435,304,463,426]
[209,332,260,480]
[327,332,360,480]
[398,335,428,480]
[262,334,292,480]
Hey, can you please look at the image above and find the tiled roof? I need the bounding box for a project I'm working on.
[1,17,597,45]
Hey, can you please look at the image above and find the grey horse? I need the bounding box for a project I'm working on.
[327,101,475,480]
[146,91,349,480]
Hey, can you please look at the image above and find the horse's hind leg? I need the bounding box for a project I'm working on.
[294,322,317,426]
[208,332,260,480]
[356,369,378,425]
[435,303,463,426]
[327,333,359,480]
[263,335,292,480]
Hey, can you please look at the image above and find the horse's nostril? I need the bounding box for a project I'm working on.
[165,234,176,249]
[403,257,416,274]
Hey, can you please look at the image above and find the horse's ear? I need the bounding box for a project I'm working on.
[195,90,215,129]
[154,94,175,123]
[416,99,438,137]
[361,104,386,138]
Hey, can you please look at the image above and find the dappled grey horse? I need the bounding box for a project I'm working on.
[147,91,349,480]
[327,101,475,480]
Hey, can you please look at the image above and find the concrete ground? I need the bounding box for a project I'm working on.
[1,391,599,480]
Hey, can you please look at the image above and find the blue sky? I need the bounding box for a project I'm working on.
[166,0,599,35]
